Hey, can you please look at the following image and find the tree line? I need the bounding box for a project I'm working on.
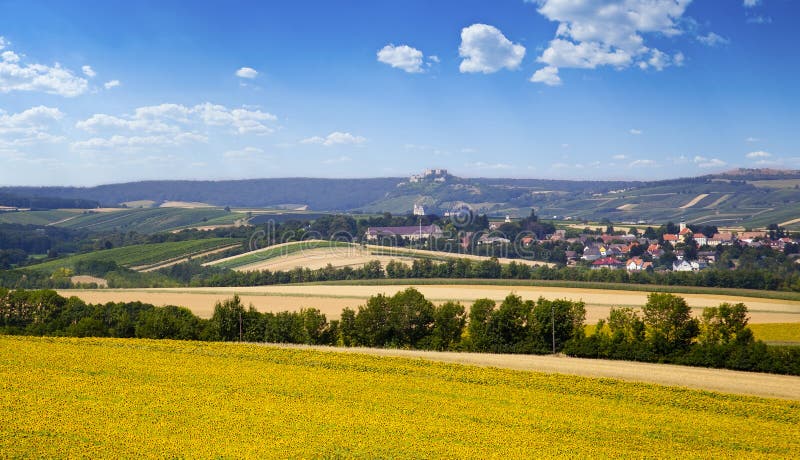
[1,287,798,376]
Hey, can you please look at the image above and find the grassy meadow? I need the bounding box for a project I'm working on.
[1,336,798,458]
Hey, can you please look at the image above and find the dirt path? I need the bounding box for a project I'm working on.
[780,217,800,227]
[275,344,800,400]
[679,193,709,209]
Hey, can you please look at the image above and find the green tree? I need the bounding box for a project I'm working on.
[467,298,496,351]
[642,293,699,354]
[428,301,466,350]
[699,302,751,346]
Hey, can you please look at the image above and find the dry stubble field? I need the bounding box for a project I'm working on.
[57,283,800,323]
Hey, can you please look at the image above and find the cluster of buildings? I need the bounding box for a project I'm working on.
[408,169,448,183]
[580,222,795,272]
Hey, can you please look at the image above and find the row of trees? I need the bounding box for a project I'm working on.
[566,293,800,374]
[2,287,798,375]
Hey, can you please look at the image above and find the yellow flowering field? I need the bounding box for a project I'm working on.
[1,336,799,458]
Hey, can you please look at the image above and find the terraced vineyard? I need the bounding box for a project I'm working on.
[1,336,798,458]
[54,208,244,233]
[26,238,241,274]
[0,210,81,226]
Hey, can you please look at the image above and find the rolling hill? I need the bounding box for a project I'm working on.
[3,168,800,229]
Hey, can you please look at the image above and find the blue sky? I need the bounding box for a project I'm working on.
[0,0,797,185]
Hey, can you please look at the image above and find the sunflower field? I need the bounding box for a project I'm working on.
[1,335,798,458]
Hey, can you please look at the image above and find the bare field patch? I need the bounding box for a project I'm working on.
[57,284,800,323]
[235,247,419,272]
[679,193,709,209]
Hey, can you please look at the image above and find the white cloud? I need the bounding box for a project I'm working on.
[428,55,440,63]
[72,102,276,151]
[1,51,19,63]
[301,131,366,147]
[459,24,526,74]
[82,65,96,78]
[743,0,760,7]
[629,159,657,167]
[629,129,642,135]
[377,44,425,73]
[693,155,726,168]
[235,67,258,79]
[530,0,691,84]
[72,133,207,151]
[0,36,7,50]
[697,32,730,47]
[104,79,120,89]
[224,146,264,159]
[746,151,772,159]
[0,45,88,96]
[612,154,628,160]
[530,66,562,86]
[745,136,760,143]
[0,106,65,147]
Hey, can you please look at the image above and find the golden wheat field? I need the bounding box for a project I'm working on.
[57,283,800,323]
[1,336,799,458]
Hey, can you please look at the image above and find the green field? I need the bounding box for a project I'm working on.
[25,238,240,273]
[55,208,242,233]
[0,210,79,226]
[1,336,798,458]
[212,240,354,269]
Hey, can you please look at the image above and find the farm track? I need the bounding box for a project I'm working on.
[274,344,800,400]
[679,193,710,209]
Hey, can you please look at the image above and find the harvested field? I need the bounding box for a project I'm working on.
[209,240,554,271]
[234,246,419,272]
[57,284,800,323]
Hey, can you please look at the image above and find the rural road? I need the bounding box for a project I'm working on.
[274,344,800,401]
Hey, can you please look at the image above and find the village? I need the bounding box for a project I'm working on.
[363,212,798,273]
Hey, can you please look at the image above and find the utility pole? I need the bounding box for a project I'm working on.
[551,303,556,355]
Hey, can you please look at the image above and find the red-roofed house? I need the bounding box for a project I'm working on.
[592,257,624,270]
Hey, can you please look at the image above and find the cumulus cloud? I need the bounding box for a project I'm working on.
[612,154,628,160]
[746,151,772,159]
[0,106,65,146]
[529,0,690,84]
[235,67,258,79]
[72,102,277,151]
[743,0,760,7]
[629,159,657,167]
[301,131,367,147]
[530,66,561,86]
[697,32,730,47]
[104,79,120,89]
[459,24,525,74]
[693,155,727,168]
[82,65,96,78]
[377,44,425,73]
[0,39,89,97]
[745,136,760,143]
[629,129,642,135]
